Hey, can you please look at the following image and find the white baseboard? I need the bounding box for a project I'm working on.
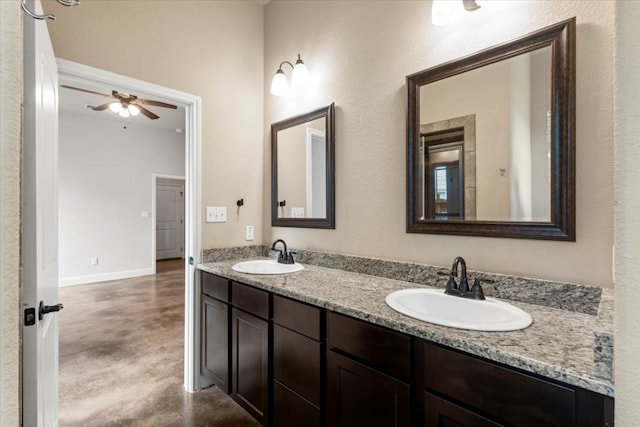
[59,267,155,287]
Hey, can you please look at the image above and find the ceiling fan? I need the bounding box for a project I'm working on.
[61,85,177,120]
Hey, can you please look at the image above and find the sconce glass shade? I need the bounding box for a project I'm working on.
[109,102,122,113]
[271,69,290,96]
[291,56,310,90]
[431,0,464,26]
[128,104,140,116]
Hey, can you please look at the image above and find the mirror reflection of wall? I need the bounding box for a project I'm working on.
[276,117,326,219]
[419,46,551,222]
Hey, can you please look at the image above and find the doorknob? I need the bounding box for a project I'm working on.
[38,301,64,320]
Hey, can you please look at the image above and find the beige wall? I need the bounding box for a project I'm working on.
[614,0,640,423]
[0,1,22,424]
[43,0,265,249]
[264,0,614,287]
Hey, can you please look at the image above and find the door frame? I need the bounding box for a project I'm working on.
[57,59,202,392]
[153,174,186,265]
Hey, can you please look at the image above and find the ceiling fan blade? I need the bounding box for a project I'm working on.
[61,85,113,98]
[136,99,178,109]
[92,103,113,111]
[137,105,160,120]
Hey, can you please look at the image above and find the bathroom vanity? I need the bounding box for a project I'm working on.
[198,259,613,427]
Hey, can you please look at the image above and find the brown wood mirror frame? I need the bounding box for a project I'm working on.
[271,103,335,229]
[407,18,575,240]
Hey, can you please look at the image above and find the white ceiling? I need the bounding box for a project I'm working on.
[58,80,186,133]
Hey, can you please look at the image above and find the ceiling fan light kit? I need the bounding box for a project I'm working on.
[61,85,178,120]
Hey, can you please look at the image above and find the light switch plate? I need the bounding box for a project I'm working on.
[206,206,227,223]
[291,207,305,218]
[246,225,254,241]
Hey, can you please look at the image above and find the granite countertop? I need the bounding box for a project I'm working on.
[198,258,614,397]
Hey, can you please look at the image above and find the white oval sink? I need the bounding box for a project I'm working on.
[385,288,532,331]
[232,259,304,275]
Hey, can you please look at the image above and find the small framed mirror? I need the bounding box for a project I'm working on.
[407,18,575,240]
[272,103,335,228]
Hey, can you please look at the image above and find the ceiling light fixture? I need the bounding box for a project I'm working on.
[270,54,310,96]
[431,0,481,26]
[109,101,140,118]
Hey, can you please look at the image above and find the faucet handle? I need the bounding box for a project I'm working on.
[438,271,458,293]
[286,251,297,264]
[470,278,486,300]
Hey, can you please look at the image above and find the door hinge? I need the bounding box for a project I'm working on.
[24,307,36,326]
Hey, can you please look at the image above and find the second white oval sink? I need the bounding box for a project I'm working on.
[232,259,304,275]
[385,288,532,331]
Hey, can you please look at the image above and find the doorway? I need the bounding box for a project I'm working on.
[154,175,186,262]
[57,59,202,392]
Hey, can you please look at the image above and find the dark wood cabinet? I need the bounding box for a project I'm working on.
[201,294,230,393]
[200,272,613,427]
[231,284,270,426]
[327,350,410,427]
[200,273,231,392]
[272,295,324,427]
[327,312,411,427]
[425,392,502,427]
[420,342,614,427]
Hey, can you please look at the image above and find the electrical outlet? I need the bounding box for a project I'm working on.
[91,257,99,265]
[246,225,254,241]
[206,206,227,223]
[291,207,305,218]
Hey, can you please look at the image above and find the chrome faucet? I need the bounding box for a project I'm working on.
[438,256,486,300]
[271,239,296,264]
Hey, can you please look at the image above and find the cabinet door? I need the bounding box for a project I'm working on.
[232,308,269,425]
[201,295,229,393]
[274,380,320,427]
[425,392,503,427]
[327,350,410,427]
[273,324,322,405]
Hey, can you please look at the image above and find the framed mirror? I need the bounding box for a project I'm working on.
[272,103,335,228]
[407,18,575,240]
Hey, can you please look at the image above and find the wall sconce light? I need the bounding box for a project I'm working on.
[432,0,481,26]
[270,54,310,96]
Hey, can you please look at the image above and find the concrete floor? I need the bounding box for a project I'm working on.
[58,259,259,427]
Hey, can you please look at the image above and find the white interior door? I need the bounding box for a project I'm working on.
[22,1,61,426]
[306,128,326,218]
[156,178,185,260]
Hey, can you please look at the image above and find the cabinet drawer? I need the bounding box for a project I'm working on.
[201,272,229,301]
[274,381,320,427]
[273,295,322,340]
[274,324,322,406]
[424,342,575,426]
[232,282,269,319]
[328,312,411,379]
